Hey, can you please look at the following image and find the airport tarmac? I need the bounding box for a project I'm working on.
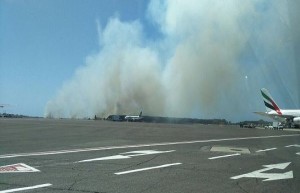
[0,118,299,193]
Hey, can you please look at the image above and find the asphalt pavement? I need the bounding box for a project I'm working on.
[0,118,299,193]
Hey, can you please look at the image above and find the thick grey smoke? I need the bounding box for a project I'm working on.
[45,0,299,121]
[46,18,165,118]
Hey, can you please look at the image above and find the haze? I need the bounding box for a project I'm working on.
[1,0,299,122]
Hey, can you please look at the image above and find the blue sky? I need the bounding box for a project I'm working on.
[1,0,298,121]
[0,0,153,116]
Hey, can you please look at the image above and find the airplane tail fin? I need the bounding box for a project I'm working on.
[139,111,142,117]
[261,88,282,115]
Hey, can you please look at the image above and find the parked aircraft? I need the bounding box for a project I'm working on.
[255,88,300,127]
[124,111,143,122]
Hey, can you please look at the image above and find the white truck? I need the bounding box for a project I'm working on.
[272,122,283,130]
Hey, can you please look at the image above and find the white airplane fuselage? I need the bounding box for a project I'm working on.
[258,88,300,126]
[124,111,143,121]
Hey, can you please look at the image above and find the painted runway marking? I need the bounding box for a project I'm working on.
[208,153,240,160]
[0,163,40,173]
[78,155,130,162]
[120,150,175,156]
[297,152,300,155]
[231,162,293,181]
[0,183,52,193]
[285,144,300,148]
[115,163,182,175]
[1,134,299,159]
[78,150,175,163]
[256,148,277,152]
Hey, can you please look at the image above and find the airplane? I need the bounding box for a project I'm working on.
[255,88,300,127]
[124,111,143,122]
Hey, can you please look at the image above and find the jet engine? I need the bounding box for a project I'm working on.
[293,117,300,124]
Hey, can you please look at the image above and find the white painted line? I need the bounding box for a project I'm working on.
[285,144,300,148]
[78,155,130,163]
[121,150,175,156]
[256,148,277,152]
[208,153,240,160]
[0,183,52,193]
[115,163,182,175]
[1,134,299,159]
[296,152,300,155]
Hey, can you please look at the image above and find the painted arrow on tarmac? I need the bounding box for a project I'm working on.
[77,150,175,163]
[231,162,293,181]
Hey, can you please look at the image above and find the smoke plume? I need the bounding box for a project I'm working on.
[45,0,299,121]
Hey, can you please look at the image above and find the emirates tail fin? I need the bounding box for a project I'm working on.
[261,88,282,115]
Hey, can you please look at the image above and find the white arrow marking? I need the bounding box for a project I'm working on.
[263,162,291,169]
[231,162,293,181]
[77,150,175,163]
[115,163,182,175]
[0,183,52,193]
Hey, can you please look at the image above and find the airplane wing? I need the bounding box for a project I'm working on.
[254,112,287,122]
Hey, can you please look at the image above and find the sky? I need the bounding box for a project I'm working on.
[0,0,299,122]
[0,0,150,116]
